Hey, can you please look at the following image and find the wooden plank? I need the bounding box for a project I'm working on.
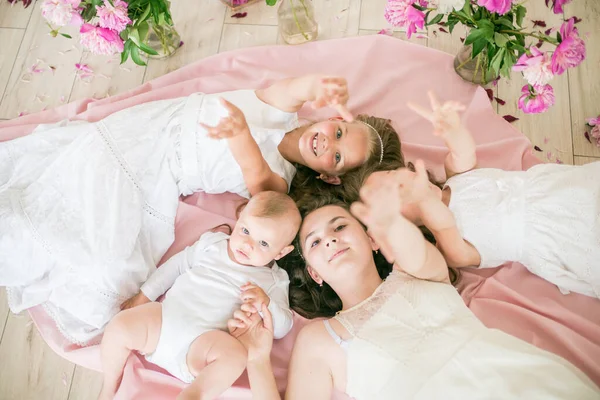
[224,1,278,25]
[312,0,361,40]
[0,2,34,29]
[497,1,574,165]
[0,1,82,119]
[220,24,279,53]
[426,25,468,56]
[67,366,103,400]
[0,312,75,400]
[0,288,9,341]
[573,156,600,166]
[358,29,428,47]
[0,28,25,104]
[69,53,146,103]
[144,0,227,83]
[567,0,600,157]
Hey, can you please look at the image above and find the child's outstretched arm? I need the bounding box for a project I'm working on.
[201,99,288,196]
[408,92,477,178]
[256,75,353,121]
[350,165,449,284]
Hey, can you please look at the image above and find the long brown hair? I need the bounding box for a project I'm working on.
[280,193,459,320]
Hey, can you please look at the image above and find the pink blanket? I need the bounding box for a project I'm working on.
[2,36,599,398]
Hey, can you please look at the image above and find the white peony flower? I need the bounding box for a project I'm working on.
[436,0,466,14]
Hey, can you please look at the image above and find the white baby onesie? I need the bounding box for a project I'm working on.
[140,231,293,382]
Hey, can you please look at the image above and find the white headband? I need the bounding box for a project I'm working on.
[357,120,384,164]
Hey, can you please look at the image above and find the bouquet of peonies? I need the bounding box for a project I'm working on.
[40,0,177,65]
[384,0,586,114]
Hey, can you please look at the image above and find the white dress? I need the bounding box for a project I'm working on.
[334,271,599,399]
[141,231,293,383]
[445,162,600,298]
[0,90,298,345]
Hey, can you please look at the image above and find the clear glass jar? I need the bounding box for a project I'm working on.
[145,20,182,59]
[454,44,497,85]
[277,0,318,45]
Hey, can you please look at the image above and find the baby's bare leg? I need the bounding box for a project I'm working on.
[98,302,163,400]
[178,330,247,400]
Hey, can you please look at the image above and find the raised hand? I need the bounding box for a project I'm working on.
[408,91,466,139]
[240,282,271,311]
[227,305,275,361]
[311,76,353,122]
[200,98,251,140]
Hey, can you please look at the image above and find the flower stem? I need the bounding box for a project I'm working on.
[290,0,309,41]
[499,29,559,45]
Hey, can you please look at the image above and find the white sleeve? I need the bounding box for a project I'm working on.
[140,232,221,300]
[266,269,294,339]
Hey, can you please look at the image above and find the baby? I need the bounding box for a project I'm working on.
[98,191,301,400]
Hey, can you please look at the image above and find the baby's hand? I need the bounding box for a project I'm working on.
[311,76,353,121]
[408,91,466,140]
[200,98,250,140]
[120,292,151,310]
[240,282,270,312]
[397,160,436,206]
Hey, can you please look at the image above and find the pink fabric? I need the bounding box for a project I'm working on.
[2,35,599,397]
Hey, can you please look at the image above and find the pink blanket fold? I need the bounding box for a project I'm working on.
[2,36,599,398]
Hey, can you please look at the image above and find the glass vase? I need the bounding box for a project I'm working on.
[277,0,318,45]
[220,0,260,11]
[453,44,497,85]
[144,20,182,59]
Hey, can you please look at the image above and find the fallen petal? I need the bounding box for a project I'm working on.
[503,115,519,123]
[534,145,542,152]
[546,151,552,160]
[584,131,592,143]
[377,29,393,36]
[439,27,448,33]
[494,96,506,105]
[231,12,247,18]
[485,88,494,102]
[532,20,547,28]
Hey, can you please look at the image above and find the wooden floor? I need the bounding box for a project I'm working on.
[0,0,599,398]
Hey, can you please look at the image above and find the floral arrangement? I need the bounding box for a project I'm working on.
[384,0,586,114]
[40,0,177,65]
[585,116,600,147]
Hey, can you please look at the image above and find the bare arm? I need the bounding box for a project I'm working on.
[286,324,335,400]
[408,91,477,178]
[201,99,288,196]
[417,197,481,268]
[256,75,353,121]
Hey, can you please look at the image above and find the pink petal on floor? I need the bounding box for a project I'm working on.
[555,158,563,164]
[75,63,93,73]
[546,151,553,160]
[18,111,28,117]
[60,95,65,103]
[543,137,549,144]
[377,29,393,36]
[61,372,68,386]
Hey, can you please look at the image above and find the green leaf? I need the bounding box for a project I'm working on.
[129,28,141,46]
[138,21,149,42]
[135,3,151,26]
[472,37,487,59]
[266,0,276,5]
[150,0,161,23]
[412,3,426,11]
[120,40,132,64]
[427,13,444,26]
[509,43,526,54]
[494,32,509,47]
[495,17,515,30]
[464,28,485,46]
[462,1,473,18]
[490,47,505,75]
[130,45,147,66]
[515,5,526,28]
[448,20,458,33]
[60,33,72,39]
[138,41,159,55]
[477,19,495,40]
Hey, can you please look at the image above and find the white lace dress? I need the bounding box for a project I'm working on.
[445,162,600,298]
[0,90,298,345]
[334,271,599,399]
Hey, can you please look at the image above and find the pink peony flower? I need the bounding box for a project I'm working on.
[41,0,82,27]
[590,125,600,147]
[384,0,427,39]
[512,47,553,86]
[477,0,512,15]
[549,0,572,14]
[551,18,586,75]
[518,84,555,114]
[79,23,124,56]
[96,0,131,33]
[587,116,600,126]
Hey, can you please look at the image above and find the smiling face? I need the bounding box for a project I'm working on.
[299,205,377,285]
[298,119,373,177]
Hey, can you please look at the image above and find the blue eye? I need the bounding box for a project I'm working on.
[259,240,269,248]
[334,224,346,232]
[242,227,249,235]
[336,128,342,139]
[335,153,341,164]
[310,239,320,248]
